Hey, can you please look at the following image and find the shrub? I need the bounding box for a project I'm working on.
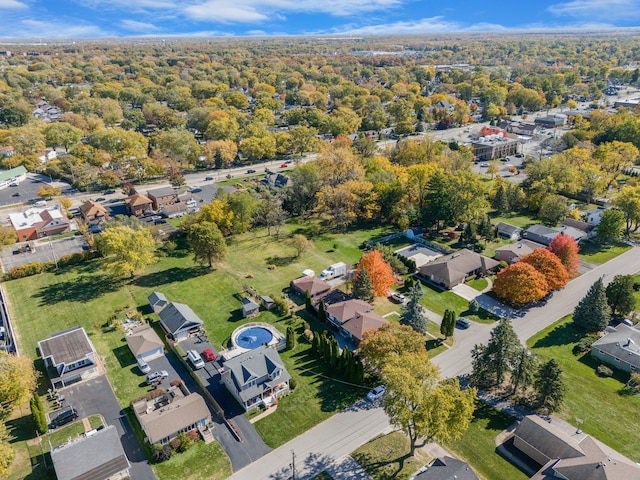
[169,437,181,451]
[468,299,479,314]
[176,432,193,453]
[596,365,613,377]
[304,329,314,341]
[186,430,200,442]
[30,395,47,434]
[131,389,166,404]
[572,335,598,355]
[289,378,297,390]
[153,444,172,463]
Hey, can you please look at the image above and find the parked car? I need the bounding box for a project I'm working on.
[367,385,386,401]
[146,370,168,384]
[389,292,406,303]
[280,163,288,168]
[501,157,510,162]
[187,350,205,369]
[189,187,202,193]
[103,189,116,195]
[95,197,106,202]
[515,153,525,158]
[50,408,79,428]
[137,357,151,374]
[154,219,167,225]
[202,348,216,362]
[205,176,214,181]
[455,317,471,329]
[480,163,489,167]
[11,192,20,197]
[247,169,256,174]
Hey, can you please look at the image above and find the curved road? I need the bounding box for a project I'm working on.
[229,246,640,480]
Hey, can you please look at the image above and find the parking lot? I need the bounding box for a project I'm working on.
[0,235,88,272]
[0,174,71,207]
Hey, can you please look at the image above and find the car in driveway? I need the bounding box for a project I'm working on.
[50,407,79,428]
[202,348,216,362]
[137,357,151,374]
[146,370,168,384]
[455,317,471,329]
[187,350,205,370]
[389,292,406,303]
[367,385,386,401]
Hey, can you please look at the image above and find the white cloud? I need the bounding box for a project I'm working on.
[548,0,640,20]
[339,16,458,34]
[0,0,27,8]
[184,0,402,23]
[13,19,108,38]
[79,0,176,9]
[120,19,160,31]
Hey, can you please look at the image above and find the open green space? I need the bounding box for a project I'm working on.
[467,278,488,291]
[152,440,232,480]
[489,211,538,229]
[578,240,632,265]
[527,316,640,461]
[351,431,430,480]
[417,283,498,324]
[443,402,528,480]
[44,415,103,453]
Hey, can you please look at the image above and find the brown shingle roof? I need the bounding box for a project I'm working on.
[125,325,164,358]
[125,193,152,207]
[79,200,108,217]
[326,299,372,325]
[291,276,331,297]
[342,310,388,343]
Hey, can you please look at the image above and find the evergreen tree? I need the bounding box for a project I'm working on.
[461,222,477,244]
[346,351,355,379]
[492,183,510,214]
[305,290,313,313]
[573,278,610,332]
[534,359,566,412]
[317,300,327,323]
[30,395,47,434]
[312,331,320,352]
[330,338,340,367]
[338,347,348,372]
[478,216,493,241]
[511,348,538,395]
[440,309,456,340]
[354,357,365,384]
[605,274,636,317]
[352,266,374,302]
[286,326,296,350]
[470,318,521,388]
[400,283,428,334]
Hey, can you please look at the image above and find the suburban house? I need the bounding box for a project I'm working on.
[125,324,165,363]
[414,456,479,480]
[51,425,130,480]
[132,386,210,445]
[147,187,181,211]
[148,291,168,313]
[590,324,640,373]
[158,302,204,342]
[495,222,522,241]
[325,298,389,345]
[0,165,27,189]
[125,192,153,216]
[79,200,109,224]
[561,218,596,240]
[241,297,260,318]
[290,275,331,298]
[418,249,499,289]
[38,327,99,389]
[9,207,70,241]
[495,240,544,264]
[158,201,194,218]
[221,346,291,411]
[261,172,291,188]
[512,415,640,479]
[522,225,560,246]
[585,207,606,225]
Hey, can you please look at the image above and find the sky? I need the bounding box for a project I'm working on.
[1,0,640,38]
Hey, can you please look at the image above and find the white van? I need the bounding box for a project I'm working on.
[187,350,204,370]
[137,357,151,374]
[34,200,47,207]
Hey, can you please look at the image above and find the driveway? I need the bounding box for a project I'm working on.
[451,283,519,320]
[60,375,156,480]
[179,336,273,471]
[0,236,88,272]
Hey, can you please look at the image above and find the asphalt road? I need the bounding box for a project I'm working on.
[60,375,156,480]
[229,246,640,480]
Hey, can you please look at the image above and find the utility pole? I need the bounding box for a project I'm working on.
[290,450,296,480]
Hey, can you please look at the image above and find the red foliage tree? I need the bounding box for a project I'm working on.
[520,248,568,290]
[548,233,580,277]
[356,250,395,297]
[493,263,549,305]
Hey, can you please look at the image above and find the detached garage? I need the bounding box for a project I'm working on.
[126,324,165,362]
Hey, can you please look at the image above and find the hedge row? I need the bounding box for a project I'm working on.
[4,250,99,280]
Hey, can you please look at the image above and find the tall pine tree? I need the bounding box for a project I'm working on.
[352,266,374,302]
[492,182,510,214]
[534,359,566,412]
[401,283,428,334]
[573,277,610,332]
[317,300,327,323]
[471,318,521,388]
[441,309,456,340]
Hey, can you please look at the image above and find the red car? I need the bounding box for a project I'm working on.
[280,163,288,168]
[202,348,216,362]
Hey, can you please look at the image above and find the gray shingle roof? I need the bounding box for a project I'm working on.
[38,327,94,366]
[591,324,640,370]
[496,222,522,235]
[148,291,168,307]
[147,186,180,198]
[158,302,203,336]
[415,456,480,480]
[419,249,499,286]
[51,425,130,480]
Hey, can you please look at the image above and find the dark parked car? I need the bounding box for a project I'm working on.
[455,317,471,329]
[154,219,167,225]
[103,189,116,195]
[205,176,214,181]
[189,188,202,193]
[95,197,106,202]
[50,408,79,428]
[247,169,256,174]
[11,192,20,197]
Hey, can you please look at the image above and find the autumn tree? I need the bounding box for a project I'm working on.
[573,278,610,332]
[382,353,476,455]
[352,266,374,303]
[43,122,83,150]
[197,199,234,236]
[188,221,227,268]
[534,359,566,412]
[605,274,636,317]
[37,184,62,199]
[0,424,15,479]
[441,309,456,340]
[359,323,427,375]
[59,196,73,213]
[401,283,428,334]
[286,234,313,258]
[548,233,580,277]
[204,139,237,169]
[0,225,17,246]
[356,250,395,297]
[96,225,157,278]
[0,351,37,419]
[493,263,549,305]
[520,248,568,290]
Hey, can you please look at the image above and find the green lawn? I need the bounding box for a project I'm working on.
[444,402,528,480]
[43,415,103,453]
[152,440,232,480]
[527,316,640,461]
[311,472,334,480]
[418,283,498,324]
[578,240,632,265]
[4,219,393,478]
[351,431,430,480]
[467,278,488,291]
[489,211,538,229]
[633,275,640,308]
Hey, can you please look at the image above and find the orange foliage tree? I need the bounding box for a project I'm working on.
[548,233,580,277]
[520,248,568,290]
[356,250,395,297]
[493,263,549,305]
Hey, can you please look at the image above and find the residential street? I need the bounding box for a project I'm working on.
[229,246,640,479]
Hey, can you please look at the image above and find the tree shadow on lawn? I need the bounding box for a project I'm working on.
[351,450,414,480]
[265,255,296,267]
[130,266,210,288]
[33,274,123,306]
[471,400,517,432]
[577,353,630,385]
[113,344,136,369]
[530,322,583,349]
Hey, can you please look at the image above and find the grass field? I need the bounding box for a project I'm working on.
[578,240,632,265]
[527,316,640,461]
[418,283,498,324]
[351,431,430,480]
[152,440,232,480]
[443,402,528,480]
